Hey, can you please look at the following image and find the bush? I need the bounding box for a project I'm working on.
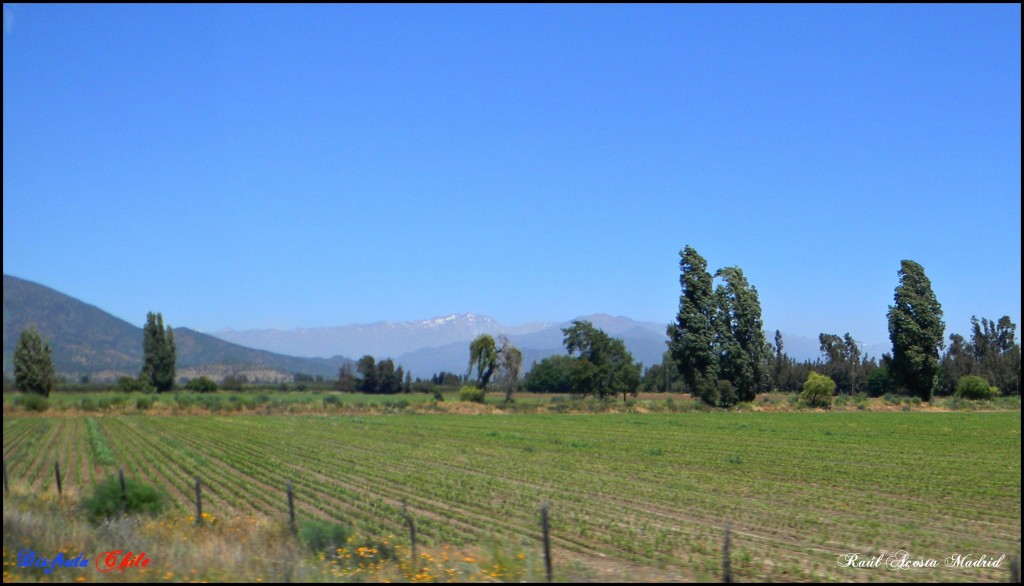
[81,475,168,523]
[185,376,218,393]
[136,397,154,410]
[118,376,150,393]
[15,394,49,412]
[323,395,341,407]
[800,372,835,408]
[956,375,999,400]
[459,385,485,403]
[944,395,976,411]
[716,380,737,407]
[299,519,352,555]
[693,375,719,406]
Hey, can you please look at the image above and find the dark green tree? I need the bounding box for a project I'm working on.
[887,260,945,401]
[356,355,378,393]
[377,359,398,394]
[522,355,576,394]
[772,330,785,391]
[668,246,718,393]
[563,320,641,401]
[641,351,684,394]
[938,333,974,396]
[140,312,176,392]
[337,363,358,392]
[14,328,57,397]
[714,266,767,402]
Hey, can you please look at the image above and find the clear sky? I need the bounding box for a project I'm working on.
[3,4,1020,346]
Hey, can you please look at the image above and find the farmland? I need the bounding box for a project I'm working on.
[3,410,1021,582]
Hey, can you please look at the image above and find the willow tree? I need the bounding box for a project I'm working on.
[467,334,522,400]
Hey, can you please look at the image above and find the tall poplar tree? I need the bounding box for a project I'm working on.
[668,246,718,395]
[714,266,767,402]
[141,312,176,392]
[887,260,944,401]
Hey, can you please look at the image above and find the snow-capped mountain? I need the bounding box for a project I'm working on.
[213,313,554,360]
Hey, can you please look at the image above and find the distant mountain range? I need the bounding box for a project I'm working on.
[2,275,353,382]
[3,273,890,384]
[213,313,671,379]
[213,313,890,379]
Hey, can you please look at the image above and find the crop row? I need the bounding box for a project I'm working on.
[3,412,1020,582]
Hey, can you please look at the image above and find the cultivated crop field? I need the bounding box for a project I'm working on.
[3,411,1021,582]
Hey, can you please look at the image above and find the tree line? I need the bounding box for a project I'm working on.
[11,250,1019,403]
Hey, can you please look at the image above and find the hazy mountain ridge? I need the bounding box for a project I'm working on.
[4,274,890,384]
[3,275,354,382]
[215,313,891,379]
[213,313,558,359]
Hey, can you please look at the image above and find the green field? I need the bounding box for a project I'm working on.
[3,411,1021,582]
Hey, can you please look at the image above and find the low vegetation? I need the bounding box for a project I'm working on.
[3,411,1020,582]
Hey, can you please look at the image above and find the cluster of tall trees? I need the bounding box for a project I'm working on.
[667,246,767,406]
[939,316,1020,396]
[340,356,410,394]
[522,321,641,400]
[657,251,1023,403]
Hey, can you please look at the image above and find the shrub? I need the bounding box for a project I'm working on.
[79,397,98,412]
[882,392,902,406]
[81,475,168,523]
[15,394,49,412]
[800,372,835,408]
[459,385,485,403]
[118,376,151,393]
[185,376,218,393]
[956,375,999,400]
[136,397,154,410]
[299,519,352,555]
[716,380,737,407]
[323,395,341,407]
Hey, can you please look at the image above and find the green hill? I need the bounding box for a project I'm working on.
[3,275,352,382]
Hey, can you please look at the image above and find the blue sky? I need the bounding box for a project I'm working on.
[3,4,1020,346]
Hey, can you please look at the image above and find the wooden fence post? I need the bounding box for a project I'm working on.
[1010,555,1019,583]
[54,461,62,498]
[287,480,296,534]
[541,502,553,583]
[722,522,732,583]
[194,477,203,524]
[119,468,126,511]
[402,499,418,570]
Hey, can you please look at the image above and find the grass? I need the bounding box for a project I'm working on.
[4,409,1021,582]
[2,491,556,583]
